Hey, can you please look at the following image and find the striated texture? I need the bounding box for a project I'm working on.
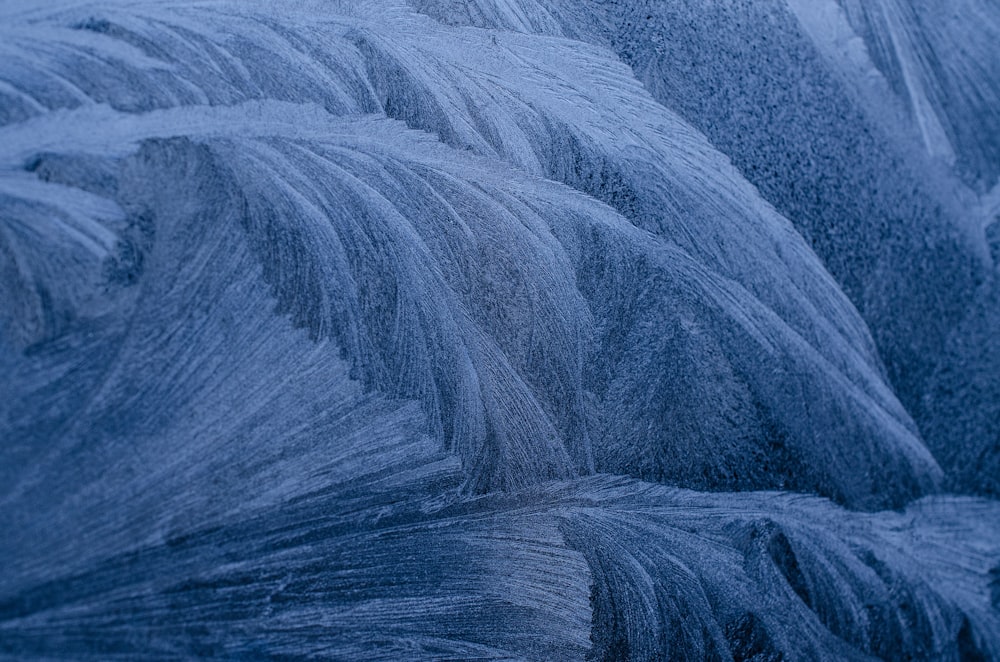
[1,0,998,659]
[417,0,1000,498]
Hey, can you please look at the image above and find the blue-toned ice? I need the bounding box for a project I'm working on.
[1,1,998,659]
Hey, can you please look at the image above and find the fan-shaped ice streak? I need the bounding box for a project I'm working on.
[12,93,952,503]
[0,0,888,378]
[431,0,1000,498]
[1,3,894,426]
[829,0,1000,189]
[0,127,594,659]
[550,477,1000,661]
[4,75,948,513]
[300,14,912,423]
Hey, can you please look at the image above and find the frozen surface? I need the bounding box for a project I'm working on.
[1,0,998,659]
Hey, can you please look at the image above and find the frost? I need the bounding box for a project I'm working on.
[1,0,998,659]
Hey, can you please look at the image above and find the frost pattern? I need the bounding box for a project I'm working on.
[1,1,998,659]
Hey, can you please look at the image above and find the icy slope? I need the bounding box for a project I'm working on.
[1,0,997,659]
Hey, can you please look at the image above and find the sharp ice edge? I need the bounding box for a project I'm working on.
[1,1,997,659]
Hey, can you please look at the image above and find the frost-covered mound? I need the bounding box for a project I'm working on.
[1,0,998,659]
